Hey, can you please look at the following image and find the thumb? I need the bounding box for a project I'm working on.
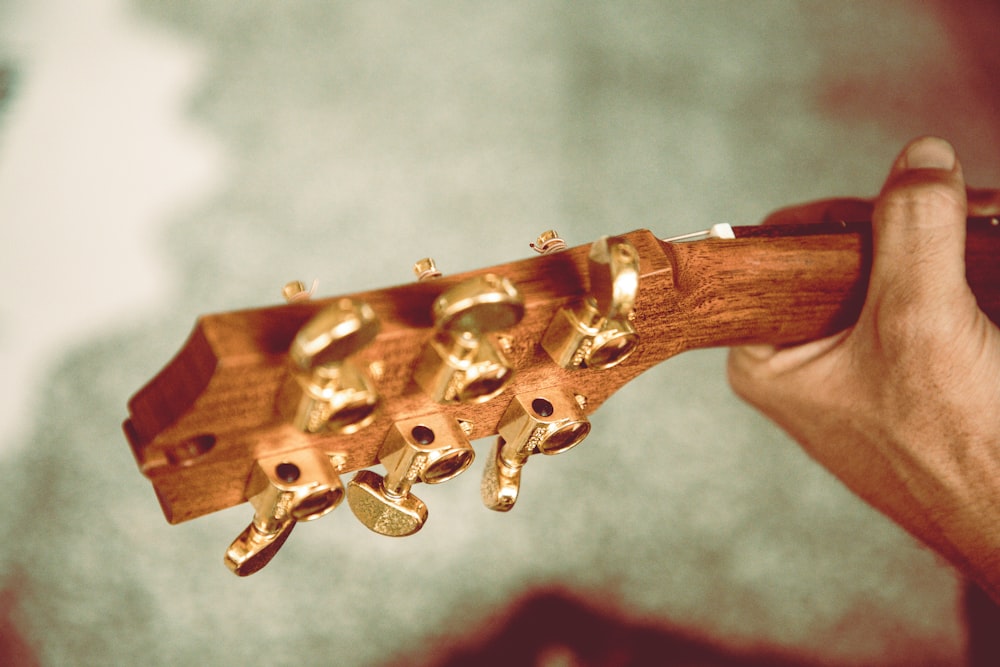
[868,137,970,318]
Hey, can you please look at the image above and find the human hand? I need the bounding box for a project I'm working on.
[728,137,1000,596]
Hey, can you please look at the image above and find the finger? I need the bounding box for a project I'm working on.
[760,198,873,226]
[868,137,970,318]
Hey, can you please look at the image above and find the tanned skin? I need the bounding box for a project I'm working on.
[729,137,1000,599]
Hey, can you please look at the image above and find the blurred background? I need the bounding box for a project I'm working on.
[1,1,998,665]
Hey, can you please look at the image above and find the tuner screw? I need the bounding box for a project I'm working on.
[541,236,640,370]
[347,414,475,536]
[224,447,344,576]
[414,273,525,403]
[282,279,316,303]
[414,257,442,281]
[481,388,590,512]
[530,230,567,255]
[282,298,381,434]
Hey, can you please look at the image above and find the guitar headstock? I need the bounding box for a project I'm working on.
[124,229,690,574]
[129,218,992,575]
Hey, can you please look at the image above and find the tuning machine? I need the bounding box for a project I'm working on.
[481,388,590,512]
[282,298,381,433]
[414,273,524,403]
[347,414,475,536]
[225,447,344,576]
[542,236,640,369]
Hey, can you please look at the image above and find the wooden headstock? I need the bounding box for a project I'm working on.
[123,220,1000,574]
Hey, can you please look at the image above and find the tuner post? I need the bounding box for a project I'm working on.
[347,414,475,536]
[414,273,525,403]
[541,236,640,370]
[481,388,590,512]
[224,447,344,576]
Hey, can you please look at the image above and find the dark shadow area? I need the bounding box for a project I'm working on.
[965,582,1000,667]
[393,588,841,667]
[397,582,1000,667]
[0,581,38,667]
[934,0,1000,104]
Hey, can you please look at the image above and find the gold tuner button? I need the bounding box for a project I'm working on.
[347,414,475,536]
[541,236,640,370]
[481,388,590,512]
[224,448,344,576]
[414,273,525,403]
[282,298,381,434]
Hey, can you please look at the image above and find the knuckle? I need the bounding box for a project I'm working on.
[879,178,966,224]
[870,292,979,367]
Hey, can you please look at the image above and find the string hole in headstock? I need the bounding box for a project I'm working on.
[411,425,435,445]
[531,398,554,418]
[275,462,300,483]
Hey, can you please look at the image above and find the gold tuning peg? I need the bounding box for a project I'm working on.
[225,448,344,576]
[481,388,590,512]
[283,298,381,434]
[414,273,524,403]
[541,236,640,369]
[347,414,475,536]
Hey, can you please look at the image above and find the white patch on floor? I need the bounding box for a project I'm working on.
[0,0,222,455]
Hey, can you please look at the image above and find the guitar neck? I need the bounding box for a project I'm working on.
[660,217,1000,352]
